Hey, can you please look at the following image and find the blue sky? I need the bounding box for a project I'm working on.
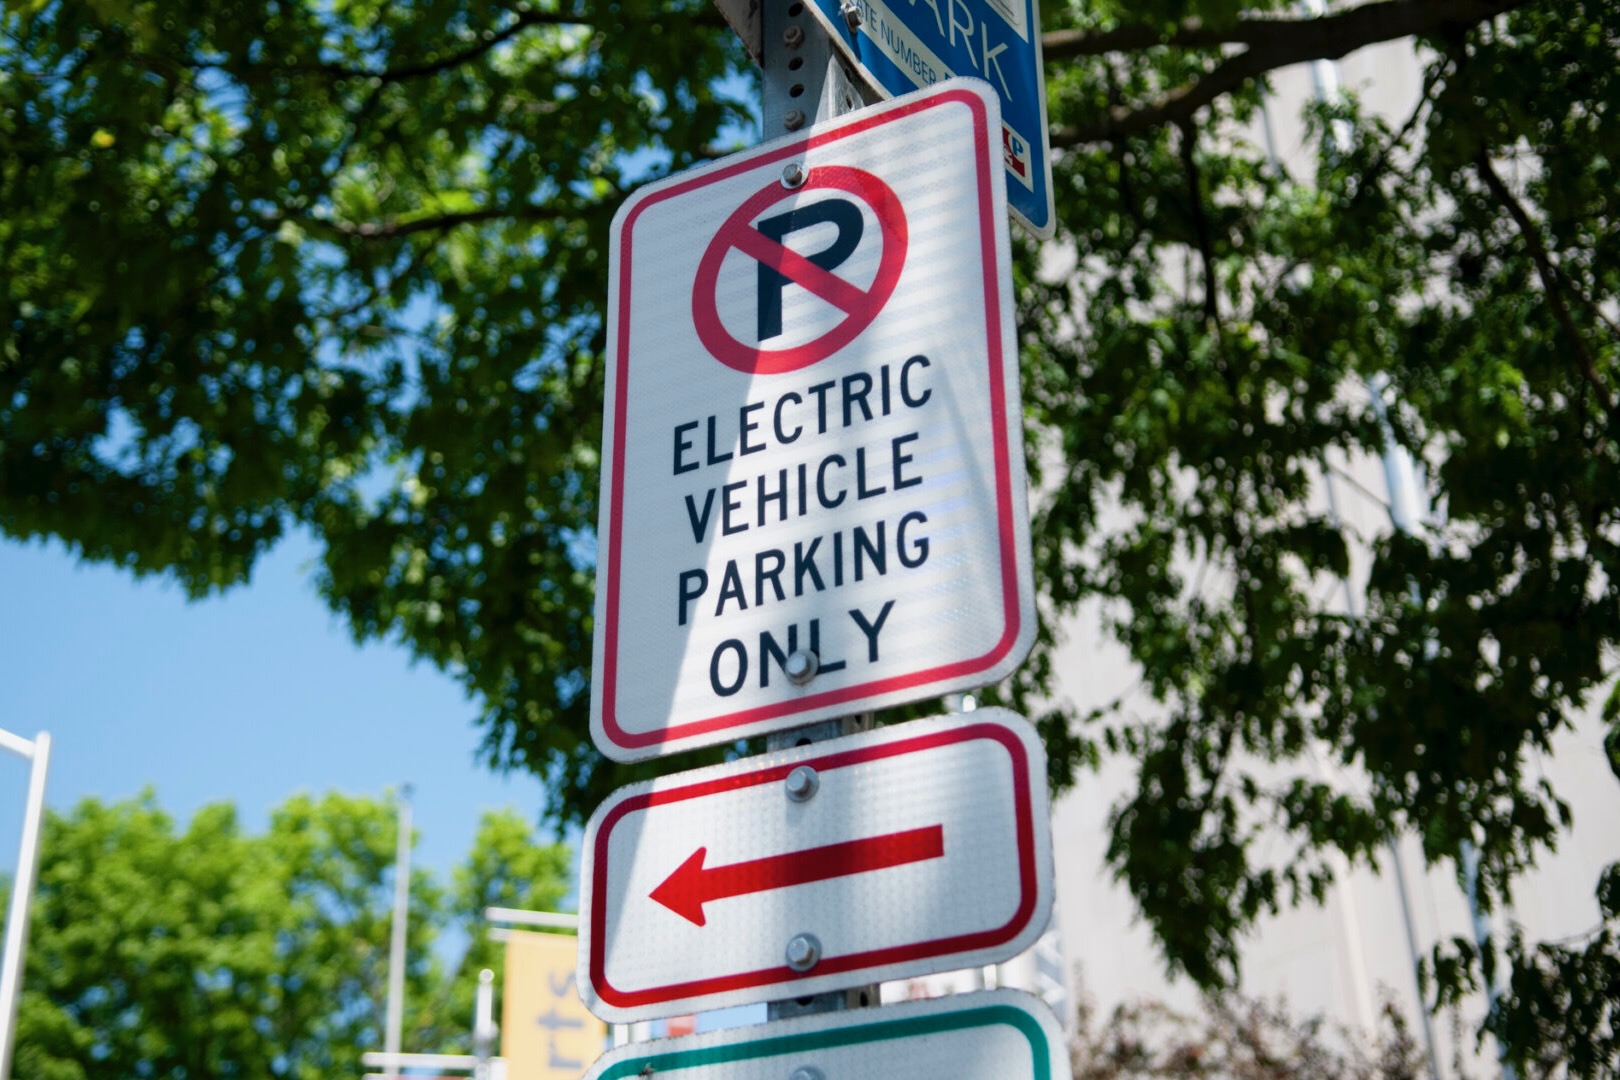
[0,531,765,1037]
[0,531,556,887]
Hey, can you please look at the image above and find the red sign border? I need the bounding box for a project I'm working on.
[586,719,1040,1010]
[600,85,1021,755]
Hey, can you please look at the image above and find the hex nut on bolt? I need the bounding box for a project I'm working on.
[783,108,806,131]
[784,649,818,685]
[784,765,819,802]
[785,932,821,972]
[783,24,805,48]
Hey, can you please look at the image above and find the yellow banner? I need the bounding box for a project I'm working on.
[502,930,607,1078]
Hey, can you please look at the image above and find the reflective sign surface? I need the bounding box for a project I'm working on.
[578,710,1053,1022]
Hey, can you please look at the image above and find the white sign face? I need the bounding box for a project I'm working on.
[591,78,1035,762]
[576,710,1053,1022]
[582,989,1072,1079]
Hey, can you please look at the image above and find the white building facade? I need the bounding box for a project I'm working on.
[1042,37,1620,1076]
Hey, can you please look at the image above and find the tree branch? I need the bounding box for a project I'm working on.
[1049,0,1530,146]
[1044,19,1228,61]
[1178,119,1220,324]
[1045,0,1515,60]
[327,6,723,82]
[366,10,583,83]
[300,207,544,240]
[1473,148,1619,425]
[176,10,592,86]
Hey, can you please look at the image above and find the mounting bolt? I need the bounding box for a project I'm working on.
[784,650,818,685]
[784,765,819,802]
[782,162,807,188]
[790,1069,825,1080]
[785,933,822,972]
[783,108,806,131]
[783,24,805,48]
[839,0,862,29]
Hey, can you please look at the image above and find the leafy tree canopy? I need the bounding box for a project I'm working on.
[5,790,570,1080]
[4,0,1618,1071]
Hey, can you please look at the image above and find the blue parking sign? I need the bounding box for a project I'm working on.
[805,0,1054,237]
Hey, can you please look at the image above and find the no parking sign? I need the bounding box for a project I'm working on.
[590,79,1034,762]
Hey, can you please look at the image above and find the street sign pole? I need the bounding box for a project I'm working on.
[382,784,412,1080]
[759,0,880,1024]
[761,0,872,136]
[584,18,1063,1070]
[763,711,879,1022]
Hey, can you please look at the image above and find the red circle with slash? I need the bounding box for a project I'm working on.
[692,166,909,374]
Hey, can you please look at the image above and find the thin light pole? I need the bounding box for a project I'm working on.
[471,969,496,1080]
[383,784,412,1079]
[1308,21,1515,1019]
[0,729,51,1080]
[1369,381,1517,1079]
[1288,7,1482,1071]
[1258,42,1445,1074]
[1319,464,1444,1080]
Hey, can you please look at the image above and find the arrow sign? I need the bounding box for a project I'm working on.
[651,826,946,926]
[577,709,1054,1022]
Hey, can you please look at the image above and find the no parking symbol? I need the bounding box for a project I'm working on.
[692,167,908,374]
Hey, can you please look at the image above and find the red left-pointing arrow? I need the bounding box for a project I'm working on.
[649,825,946,927]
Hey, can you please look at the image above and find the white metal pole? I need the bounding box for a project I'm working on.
[0,731,51,1080]
[1286,14,1452,1068]
[1320,466,1443,1078]
[1369,381,1516,1080]
[472,968,495,1080]
[1263,44,1446,1070]
[755,3,879,1031]
[383,785,412,1079]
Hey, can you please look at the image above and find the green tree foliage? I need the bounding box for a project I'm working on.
[1021,1,1620,1073]
[4,791,570,1079]
[4,0,1618,1072]
[1,0,752,815]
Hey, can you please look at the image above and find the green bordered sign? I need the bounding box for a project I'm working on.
[582,989,1071,1079]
